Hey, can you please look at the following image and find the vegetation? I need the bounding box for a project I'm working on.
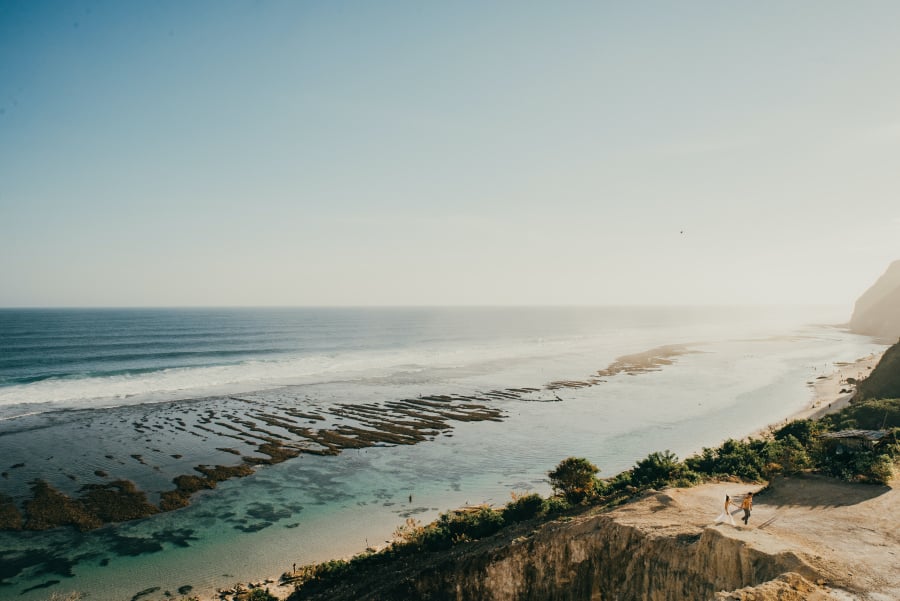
[632,450,700,488]
[548,457,599,502]
[246,588,279,601]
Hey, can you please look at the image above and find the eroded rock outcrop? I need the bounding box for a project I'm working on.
[404,500,825,601]
[849,259,900,342]
[291,483,858,601]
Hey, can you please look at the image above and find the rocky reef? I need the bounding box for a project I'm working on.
[0,345,690,533]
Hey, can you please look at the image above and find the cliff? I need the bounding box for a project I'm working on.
[288,477,899,601]
[855,339,900,401]
[849,260,900,342]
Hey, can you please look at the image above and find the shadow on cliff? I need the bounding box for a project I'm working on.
[759,473,890,510]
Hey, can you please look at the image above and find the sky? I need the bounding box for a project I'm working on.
[1,1,899,308]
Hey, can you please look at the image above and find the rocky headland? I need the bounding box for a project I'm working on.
[285,476,899,601]
[849,259,900,343]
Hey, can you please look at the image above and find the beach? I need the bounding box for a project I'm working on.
[755,350,884,440]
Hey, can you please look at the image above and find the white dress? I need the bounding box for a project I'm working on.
[715,499,737,525]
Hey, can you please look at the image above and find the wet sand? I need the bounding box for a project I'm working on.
[758,350,884,438]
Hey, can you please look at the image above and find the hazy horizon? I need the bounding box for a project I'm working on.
[2,2,899,308]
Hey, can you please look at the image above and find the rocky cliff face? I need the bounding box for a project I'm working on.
[407,498,827,601]
[849,260,900,342]
[292,485,845,601]
[409,508,817,601]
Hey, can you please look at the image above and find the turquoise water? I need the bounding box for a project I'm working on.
[0,307,885,600]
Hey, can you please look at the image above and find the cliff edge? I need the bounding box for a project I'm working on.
[849,260,900,342]
[289,477,899,601]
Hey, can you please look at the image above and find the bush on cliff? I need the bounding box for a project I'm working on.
[548,457,600,502]
[685,438,768,481]
[247,588,279,601]
[773,419,820,446]
[502,492,546,523]
[630,450,700,489]
[819,397,900,431]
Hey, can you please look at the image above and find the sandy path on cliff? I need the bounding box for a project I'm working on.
[612,477,899,600]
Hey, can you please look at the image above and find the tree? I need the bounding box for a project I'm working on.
[548,457,599,502]
[247,589,278,601]
[631,450,694,488]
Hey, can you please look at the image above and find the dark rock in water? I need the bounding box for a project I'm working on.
[178,584,194,594]
[246,502,294,522]
[23,480,102,531]
[106,533,164,557]
[21,579,61,593]
[0,493,22,530]
[0,548,78,584]
[196,463,254,482]
[131,586,161,601]
[234,521,272,533]
[153,527,198,548]
[79,479,159,523]
[850,260,900,342]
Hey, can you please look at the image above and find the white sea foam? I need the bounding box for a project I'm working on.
[0,333,618,415]
[0,305,850,418]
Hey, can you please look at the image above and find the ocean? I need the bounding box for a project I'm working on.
[0,306,886,600]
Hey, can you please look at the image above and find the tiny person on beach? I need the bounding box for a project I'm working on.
[741,492,753,525]
[715,494,737,526]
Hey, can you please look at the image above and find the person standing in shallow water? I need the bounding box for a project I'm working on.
[741,492,753,525]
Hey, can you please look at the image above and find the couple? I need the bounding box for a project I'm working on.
[715,492,753,526]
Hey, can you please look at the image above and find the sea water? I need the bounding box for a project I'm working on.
[0,307,886,600]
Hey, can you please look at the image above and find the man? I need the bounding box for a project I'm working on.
[741,492,753,525]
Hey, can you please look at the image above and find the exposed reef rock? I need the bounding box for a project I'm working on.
[849,259,900,342]
[1,345,695,532]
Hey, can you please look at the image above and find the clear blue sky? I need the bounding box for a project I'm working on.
[1,1,898,307]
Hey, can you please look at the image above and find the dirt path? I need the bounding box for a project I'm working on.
[616,476,899,600]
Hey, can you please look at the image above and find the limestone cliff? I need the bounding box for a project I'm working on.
[849,260,900,342]
[290,477,900,600]
[855,339,900,401]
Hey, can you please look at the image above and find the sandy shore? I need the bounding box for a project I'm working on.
[755,350,884,439]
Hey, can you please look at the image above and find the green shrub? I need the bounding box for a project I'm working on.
[543,495,571,514]
[502,493,545,523]
[684,438,772,481]
[765,435,812,475]
[548,457,599,502]
[605,470,634,493]
[247,589,278,601]
[773,419,819,446]
[820,397,900,431]
[631,450,698,489]
[410,506,506,551]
